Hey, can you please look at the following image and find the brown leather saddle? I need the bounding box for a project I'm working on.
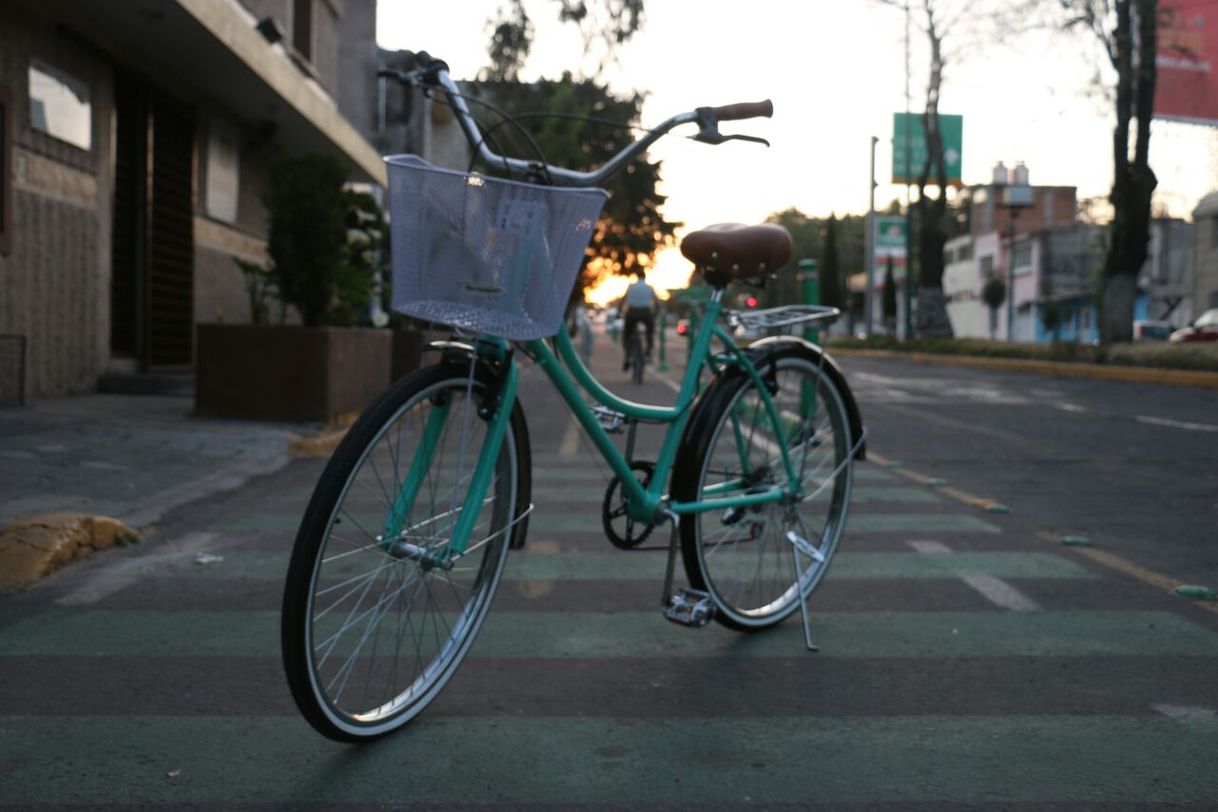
[679,223,792,286]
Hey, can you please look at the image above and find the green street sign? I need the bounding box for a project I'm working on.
[892,113,963,187]
[873,215,907,260]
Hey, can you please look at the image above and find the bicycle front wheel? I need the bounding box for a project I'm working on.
[282,362,528,741]
[674,345,853,630]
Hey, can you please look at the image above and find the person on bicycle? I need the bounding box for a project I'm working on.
[621,269,658,370]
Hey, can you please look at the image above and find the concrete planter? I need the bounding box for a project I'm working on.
[196,324,393,422]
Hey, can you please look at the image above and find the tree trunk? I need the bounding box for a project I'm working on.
[1100,0,1158,343]
[911,0,954,338]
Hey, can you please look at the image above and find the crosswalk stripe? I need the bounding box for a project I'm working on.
[3,610,1213,658]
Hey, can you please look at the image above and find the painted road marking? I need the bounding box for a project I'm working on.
[907,540,1042,612]
[957,574,1041,613]
[1037,531,1218,616]
[1134,415,1218,433]
[1,715,1216,805]
[558,414,581,455]
[868,450,1008,513]
[4,610,1212,658]
[130,549,1096,583]
[1055,403,1088,414]
[1152,704,1218,724]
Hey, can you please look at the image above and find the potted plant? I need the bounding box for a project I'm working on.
[197,153,396,422]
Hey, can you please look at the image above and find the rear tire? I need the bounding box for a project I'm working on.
[282,362,529,741]
[672,344,853,630]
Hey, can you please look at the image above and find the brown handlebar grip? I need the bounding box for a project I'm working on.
[707,100,774,121]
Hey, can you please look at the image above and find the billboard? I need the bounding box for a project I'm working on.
[1156,0,1218,125]
[892,113,963,187]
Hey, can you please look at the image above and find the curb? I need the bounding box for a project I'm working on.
[831,348,1218,389]
[0,513,140,593]
[286,411,358,459]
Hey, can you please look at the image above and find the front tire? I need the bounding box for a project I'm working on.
[282,363,528,741]
[673,345,853,630]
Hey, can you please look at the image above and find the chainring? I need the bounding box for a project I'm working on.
[601,461,657,549]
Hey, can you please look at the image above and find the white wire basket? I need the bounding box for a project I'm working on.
[386,154,609,340]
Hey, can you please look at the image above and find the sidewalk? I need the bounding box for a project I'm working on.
[0,391,307,529]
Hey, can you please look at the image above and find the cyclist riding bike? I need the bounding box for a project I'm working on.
[621,269,658,370]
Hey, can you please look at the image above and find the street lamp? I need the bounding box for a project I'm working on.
[992,161,1032,341]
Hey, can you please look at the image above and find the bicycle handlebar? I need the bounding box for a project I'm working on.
[707,100,773,122]
[380,54,771,188]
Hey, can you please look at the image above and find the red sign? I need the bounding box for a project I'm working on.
[1156,0,1218,125]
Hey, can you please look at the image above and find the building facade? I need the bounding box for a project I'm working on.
[0,0,385,400]
[1191,192,1218,317]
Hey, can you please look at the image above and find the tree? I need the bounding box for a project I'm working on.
[1058,0,1158,343]
[819,214,844,310]
[265,153,350,327]
[472,76,678,296]
[875,0,959,339]
[982,275,1007,340]
[484,0,645,82]
[882,256,898,331]
[764,208,866,310]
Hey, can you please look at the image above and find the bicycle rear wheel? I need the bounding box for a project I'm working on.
[630,335,645,383]
[282,362,529,741]
[673,344,852,630]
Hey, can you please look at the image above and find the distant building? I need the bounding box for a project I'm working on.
[1191,192,1218,316]
[940,180,1193,343]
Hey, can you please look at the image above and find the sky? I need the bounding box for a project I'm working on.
[376,1,1218,299]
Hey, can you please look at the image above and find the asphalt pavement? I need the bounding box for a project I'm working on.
[1,330,1217,807]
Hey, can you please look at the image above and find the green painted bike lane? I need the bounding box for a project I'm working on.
[2,345,1217,806]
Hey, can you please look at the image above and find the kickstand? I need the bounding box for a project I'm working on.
[793,543,819,652]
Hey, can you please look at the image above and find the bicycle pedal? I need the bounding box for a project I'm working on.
[662,588,715,628]
[592,405,626,434]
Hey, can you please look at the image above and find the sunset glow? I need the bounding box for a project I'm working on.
[582,245,694,307]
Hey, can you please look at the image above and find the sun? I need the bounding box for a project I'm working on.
[583,246,694,307]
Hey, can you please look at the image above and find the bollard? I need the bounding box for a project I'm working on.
[658,309,669,372]
[797,259,820,420]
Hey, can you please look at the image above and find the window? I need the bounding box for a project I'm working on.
[28,61,92,150]
[293,0,313,61]
[1,85,11,255]
[1013,241,1033,271]
[204,119,240,224]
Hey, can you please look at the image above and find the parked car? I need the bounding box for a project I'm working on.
[1132,320,1173,341]
[1168,308,1218,343]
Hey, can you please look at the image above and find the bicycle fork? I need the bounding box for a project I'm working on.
[381,345,519,568]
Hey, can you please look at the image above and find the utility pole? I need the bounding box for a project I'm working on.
[903,0,915,341]
[865,136,878,339]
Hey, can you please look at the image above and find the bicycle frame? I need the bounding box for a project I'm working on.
[388,292,811,560]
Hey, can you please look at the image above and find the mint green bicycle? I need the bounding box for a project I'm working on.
[281,54,866,741]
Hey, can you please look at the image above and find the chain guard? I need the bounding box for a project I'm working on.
[601,461,657,549]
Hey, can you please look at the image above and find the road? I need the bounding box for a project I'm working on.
[841,353,1218,588]
[1,337,1216,807]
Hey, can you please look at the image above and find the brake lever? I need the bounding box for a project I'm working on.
[689,132,771,147]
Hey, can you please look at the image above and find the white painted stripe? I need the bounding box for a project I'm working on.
[654,371,681,394]
[1152,704,1218,722]
[907,540,952,555]
[1055,403,1087,414]
[1135,415,1218,433]
[959,573,1042,613]
[56,532,219,606]
[558,414,580,456]
[907,540,1041,611]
